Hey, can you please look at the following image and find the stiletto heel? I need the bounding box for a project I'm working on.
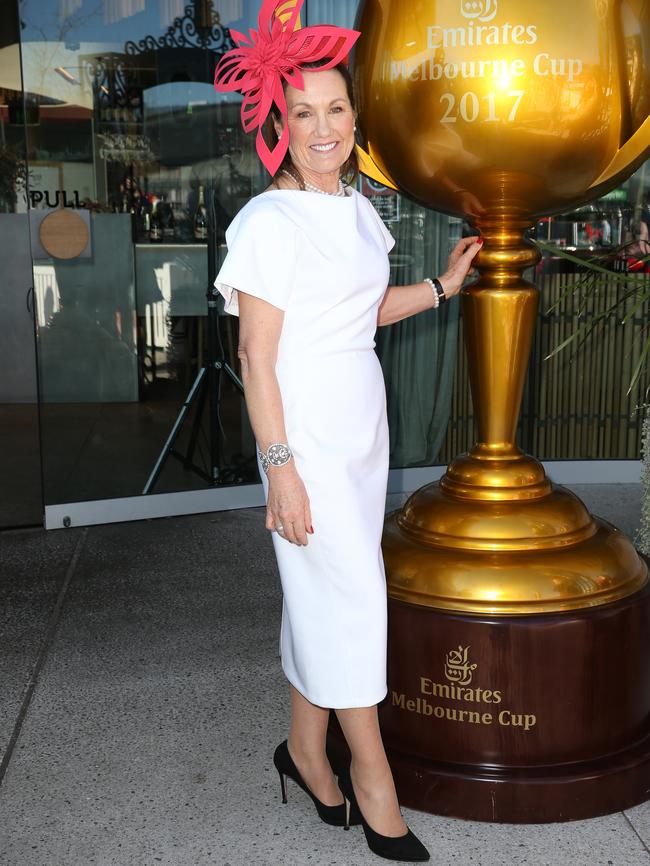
[344,796,351,831]
[272,740,361,827]
[338,767,430,862]
[277,768,288,804]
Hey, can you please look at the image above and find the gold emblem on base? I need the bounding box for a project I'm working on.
[355,0,650,613]
[444,645,477,685]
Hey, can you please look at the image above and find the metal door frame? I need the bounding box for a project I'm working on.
[44,460,641,529]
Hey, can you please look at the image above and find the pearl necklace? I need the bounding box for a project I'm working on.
[281,169,347,197]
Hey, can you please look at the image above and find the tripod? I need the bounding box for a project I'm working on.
[143,181,245,494]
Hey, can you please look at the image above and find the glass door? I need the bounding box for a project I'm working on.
[20,0,268,527]
[0,1,42,528]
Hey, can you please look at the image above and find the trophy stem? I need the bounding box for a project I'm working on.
[441,216,551,501]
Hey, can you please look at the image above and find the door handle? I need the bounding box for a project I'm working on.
[26,285,34,314]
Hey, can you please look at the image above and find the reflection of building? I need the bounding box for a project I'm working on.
[0,0,648,529]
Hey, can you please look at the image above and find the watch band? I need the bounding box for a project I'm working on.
[424,277,447,307]
[258,442,293,473]
[431,277,447,304]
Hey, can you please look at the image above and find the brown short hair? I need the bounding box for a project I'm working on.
[262,59,360,188]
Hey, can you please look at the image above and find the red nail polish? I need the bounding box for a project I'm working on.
[478,238,484,245]
[308,526,314,533]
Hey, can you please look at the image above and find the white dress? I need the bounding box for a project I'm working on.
[214,186,395,709]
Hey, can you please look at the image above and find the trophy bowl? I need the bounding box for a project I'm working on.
[354,0,650,220]
[326,0,650,821]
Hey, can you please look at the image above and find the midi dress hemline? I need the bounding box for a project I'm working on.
[286,679,389,711]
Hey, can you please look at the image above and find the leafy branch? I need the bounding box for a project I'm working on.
[534,240,650,395]
[0,145,27,211]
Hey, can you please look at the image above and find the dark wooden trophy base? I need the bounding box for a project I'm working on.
[327,578,650,823]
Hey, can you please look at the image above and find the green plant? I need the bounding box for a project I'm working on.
[0,144,27,212]
[536,240,650,394]
[535,239,650,549]
[638,405,650,555]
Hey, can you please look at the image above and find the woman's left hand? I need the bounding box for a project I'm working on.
[438,236,483,299]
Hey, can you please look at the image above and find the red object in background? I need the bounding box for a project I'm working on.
[626,256,650,273]
[585,223,604,244]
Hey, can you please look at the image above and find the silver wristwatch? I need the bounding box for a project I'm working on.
[258,442,293,473]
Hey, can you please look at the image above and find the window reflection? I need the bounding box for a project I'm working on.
[20,0,262,503]
[3,0,650,517]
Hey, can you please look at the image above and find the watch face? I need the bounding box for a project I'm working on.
[268,443,291,465]
[259,444,292,473]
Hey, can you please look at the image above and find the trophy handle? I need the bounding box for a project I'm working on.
[587,115,650,199]
[275,0,302,27]
[355,144,399,190]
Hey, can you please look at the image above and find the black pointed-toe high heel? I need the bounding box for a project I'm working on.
[338,767,430,862]
[273,740,361,827]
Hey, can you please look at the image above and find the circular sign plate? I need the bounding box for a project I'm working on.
[39,209,89,260]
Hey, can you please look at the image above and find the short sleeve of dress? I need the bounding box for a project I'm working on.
[364,196,397,253]
[214,200,297,317]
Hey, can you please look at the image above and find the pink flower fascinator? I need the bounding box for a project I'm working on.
[213,0,361,175]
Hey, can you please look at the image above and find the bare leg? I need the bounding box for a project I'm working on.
[287,684,343,806]
[335,705,407,836]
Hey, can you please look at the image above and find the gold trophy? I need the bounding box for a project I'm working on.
[329,0,650,821]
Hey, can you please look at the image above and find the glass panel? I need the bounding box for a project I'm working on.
[0,1,42,527]
[19,0,648,519]
[439,158,650,463]
[368,180,458,468]
[524,161,650,461]
[20,0,266,505]
[305,0,359,26]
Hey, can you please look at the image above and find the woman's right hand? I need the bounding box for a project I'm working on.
[438,236,483,299]
[266,464,313,546]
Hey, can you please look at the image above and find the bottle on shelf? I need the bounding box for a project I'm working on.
[193,184,208,242]
[132,189,147,240]
[149,199,162,243]
[161,195,175,241]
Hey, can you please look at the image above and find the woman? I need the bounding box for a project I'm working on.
[214,7,481,862]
